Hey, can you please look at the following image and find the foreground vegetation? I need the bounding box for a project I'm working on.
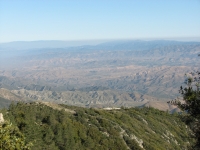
[172,71,200,149]
[0,102,194,150]
[0,121,32,150]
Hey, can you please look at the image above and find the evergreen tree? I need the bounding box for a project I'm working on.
[172,71,200,148]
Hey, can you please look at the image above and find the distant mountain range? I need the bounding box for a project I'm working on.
[0,40,107,50]
[1,39,199,50]
[0,40,200,110]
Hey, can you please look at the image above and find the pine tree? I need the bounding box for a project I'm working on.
[171,71,200,148]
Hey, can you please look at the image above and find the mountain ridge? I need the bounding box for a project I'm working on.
[0,40,199,110]
[0,102,194,149]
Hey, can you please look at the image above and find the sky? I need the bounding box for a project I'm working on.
[0,0,200,43]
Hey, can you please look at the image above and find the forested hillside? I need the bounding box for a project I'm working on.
[0,102,194,150]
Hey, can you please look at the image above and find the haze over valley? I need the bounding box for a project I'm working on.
[1,1,200,149]
[0,40,199,111]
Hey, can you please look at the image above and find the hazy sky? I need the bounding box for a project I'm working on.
[0,0,200,43]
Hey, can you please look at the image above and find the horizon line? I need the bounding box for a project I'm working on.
[1,36,200,44]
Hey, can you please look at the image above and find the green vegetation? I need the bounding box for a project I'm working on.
[0,121,32,150]
[173,71,200,148]
[0,102,194,150]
